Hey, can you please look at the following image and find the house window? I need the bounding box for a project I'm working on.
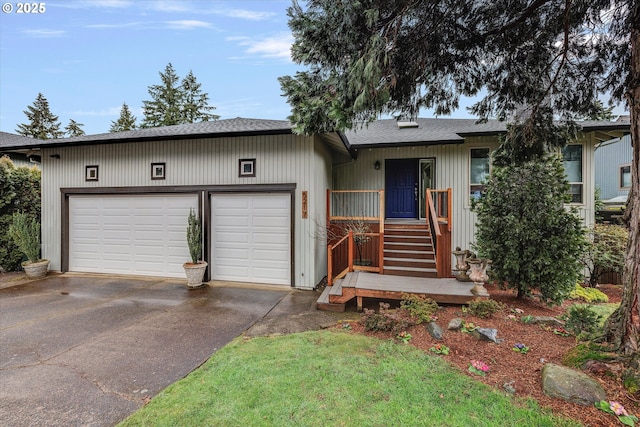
[563,144,583,203]
[620,164,631,190]
[470,148,490,200]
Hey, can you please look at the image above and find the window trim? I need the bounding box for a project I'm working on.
[619,163,631,190]
[469,147,491,203]
[562,143,584,205]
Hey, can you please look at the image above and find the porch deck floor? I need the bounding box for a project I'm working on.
[318,271,489,312]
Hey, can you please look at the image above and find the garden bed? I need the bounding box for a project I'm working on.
[344,283,637,427]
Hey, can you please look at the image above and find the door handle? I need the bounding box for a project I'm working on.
[414,184,418,201]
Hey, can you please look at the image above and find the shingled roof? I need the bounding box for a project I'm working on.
[0,117,629,152]
[0,118,294,149]
[342,118,630,148]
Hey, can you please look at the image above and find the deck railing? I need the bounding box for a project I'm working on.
[426,188,452,278]
[326,190,384,285]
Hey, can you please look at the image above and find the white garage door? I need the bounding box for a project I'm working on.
[211,193,291,285]
[69,194,199,278]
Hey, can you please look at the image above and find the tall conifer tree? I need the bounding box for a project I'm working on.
[16,93,63,140]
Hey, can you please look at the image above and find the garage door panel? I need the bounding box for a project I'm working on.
[211,193,290,285]
[69,195,198,278]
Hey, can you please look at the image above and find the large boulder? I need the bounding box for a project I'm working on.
[542,363,606,406]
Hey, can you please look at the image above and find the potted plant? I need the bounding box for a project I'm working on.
[183,208,207,289]
[9,212,49,279]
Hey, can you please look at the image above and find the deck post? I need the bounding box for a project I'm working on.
[327,245,333,286]
[348,230,354,272]
[378,232,384,274]
[379,189,385,234]
[357,295,363,312]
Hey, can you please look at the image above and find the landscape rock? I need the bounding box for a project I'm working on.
[447,318,463,330]
[529,316,565,327]
[474,327,504,343]
[426,322,444,340]
[542,363,606,406]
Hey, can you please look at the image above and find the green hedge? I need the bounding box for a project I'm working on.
[0,156,41,271]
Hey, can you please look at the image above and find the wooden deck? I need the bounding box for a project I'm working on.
[317,271,489,312]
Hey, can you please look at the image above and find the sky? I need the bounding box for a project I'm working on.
[0,1,628,137]
[0,0,311,135]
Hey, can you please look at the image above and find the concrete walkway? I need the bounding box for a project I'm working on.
[0,273,355,427]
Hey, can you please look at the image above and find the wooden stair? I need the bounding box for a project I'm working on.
[317,272,358,312]
[383,222,437,278]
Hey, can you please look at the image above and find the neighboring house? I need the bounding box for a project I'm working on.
[0,117,629,290]
[0,132,41,167]
[595,133,632,201]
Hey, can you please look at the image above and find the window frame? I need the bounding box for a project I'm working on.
[562,143,584,205]
[619,163,631,190]
[469,147,491,203]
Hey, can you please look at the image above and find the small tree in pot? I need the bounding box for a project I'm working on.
[9,212,49,279]
[183,208,207,288]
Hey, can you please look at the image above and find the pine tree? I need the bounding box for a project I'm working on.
[140,63,184,128]
[140,64,218,128]
[16,93,63,139]
[110,103,137,132]
[280,0,639,357]
[182,70,219,123]
[65,119,85,137]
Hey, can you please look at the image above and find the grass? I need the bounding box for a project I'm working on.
[118,330,581,427]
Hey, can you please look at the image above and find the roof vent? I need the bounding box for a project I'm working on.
[397,121,419,129]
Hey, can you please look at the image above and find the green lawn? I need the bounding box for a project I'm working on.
[118,330,581,427]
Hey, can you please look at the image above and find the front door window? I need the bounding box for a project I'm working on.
[419,159,435,219]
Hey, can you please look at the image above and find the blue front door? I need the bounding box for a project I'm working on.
[385,159,418,218]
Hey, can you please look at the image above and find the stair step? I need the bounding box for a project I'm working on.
[384,243,432,251]
[384,257,436,268]
[385,235,432,243]
[384,266,438,278]
[384,249,434,259]
[329,280,343,296]
[316,286,346,311]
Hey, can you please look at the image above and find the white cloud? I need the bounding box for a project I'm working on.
[228,32,293,61]
[85,22,144,29]
[23,29,66,38]
[216,9,276,21]
[165,20,214,30]
[58,0,132,9]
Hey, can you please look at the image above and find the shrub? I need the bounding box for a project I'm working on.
[562,342,615,369]
[564,305,602,337]
[582,224,628,287]
[0,157,41,271]
[186,208,202,263]
[569,284,609,303]
[9,212,41,263]
[466,299,505,319]
[360,302,412,333]
[473,153,586,304]
[400,294,438,323]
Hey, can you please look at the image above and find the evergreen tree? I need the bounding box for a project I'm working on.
[16,93,63,139]
[140,63,218,128]
[110,102,137,132]
[141,63,184,128]
[182,70,219,122]
[65,119,85,137]
[280,0,640,357]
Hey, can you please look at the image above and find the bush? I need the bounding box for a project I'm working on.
[9,212,41,263]
[473,153,586,305]
[582,224,628,287]
[0,157,41,271]
[466,299,505,319]
[569,284,609,303]
[360,302,413,333]
[400,294,439,323]
[564,305,602,337]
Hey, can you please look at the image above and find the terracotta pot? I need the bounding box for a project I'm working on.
[183,261,208,289]
[22,259,49,280]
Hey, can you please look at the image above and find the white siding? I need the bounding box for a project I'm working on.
[41,134,329,289]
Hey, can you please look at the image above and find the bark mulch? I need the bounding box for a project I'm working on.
[342,283,638,427]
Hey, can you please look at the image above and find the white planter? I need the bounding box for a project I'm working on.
[22,259,49,280]
[183,261,208,289]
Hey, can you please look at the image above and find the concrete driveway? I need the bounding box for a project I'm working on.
[0,274,292,427]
